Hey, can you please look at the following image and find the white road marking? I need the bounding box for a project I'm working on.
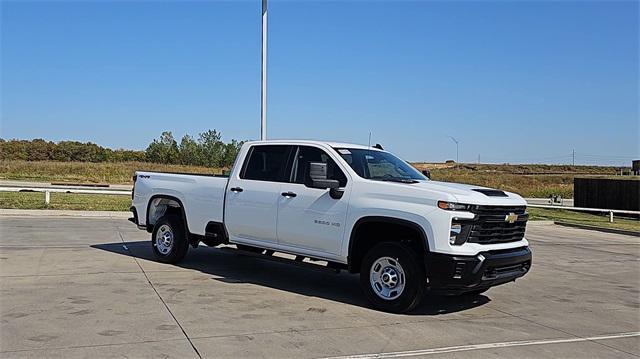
[320,332,640,359]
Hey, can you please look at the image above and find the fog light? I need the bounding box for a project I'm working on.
[449,224,462,244]
[449,222,471,245]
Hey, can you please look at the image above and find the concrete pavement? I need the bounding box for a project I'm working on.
[0,217,638,358]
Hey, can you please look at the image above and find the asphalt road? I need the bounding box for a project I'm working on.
[0,216,638,358]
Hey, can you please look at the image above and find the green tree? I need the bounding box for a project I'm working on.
[0,139,28,160]
[198,130,225,167]
[222,139,243,167]
[145,132,179,164]
[51,141,107,162]
[107,149,147,162]
[178,135,202,166]
[1,131,243,165]
[25,139,54,161]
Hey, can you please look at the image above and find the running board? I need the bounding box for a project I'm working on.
[219,247,346,274]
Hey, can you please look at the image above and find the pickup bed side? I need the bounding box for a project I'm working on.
[132,171,228,236]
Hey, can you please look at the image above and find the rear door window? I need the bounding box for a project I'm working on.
[241,145,292,182]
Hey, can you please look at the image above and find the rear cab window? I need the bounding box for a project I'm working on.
[240,145,293,182]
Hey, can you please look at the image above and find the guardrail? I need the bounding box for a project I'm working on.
[525,198,574,207]
[0,186,130,205]
[526,204,639,223]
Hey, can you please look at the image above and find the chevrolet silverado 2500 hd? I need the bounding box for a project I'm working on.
[129,140,531,313]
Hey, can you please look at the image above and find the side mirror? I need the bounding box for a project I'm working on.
[421,169,431,179]
[308,162,343,199]
[309,162,340,189]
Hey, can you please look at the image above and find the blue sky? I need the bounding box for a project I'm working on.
[1,0,638,165]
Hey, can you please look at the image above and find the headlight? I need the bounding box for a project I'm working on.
[438,201,472,211]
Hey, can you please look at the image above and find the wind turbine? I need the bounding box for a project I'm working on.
[448,136,459,163]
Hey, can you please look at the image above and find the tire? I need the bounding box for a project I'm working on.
[151,215,189,264]
[360,242,425,313]
[236,244,264,254]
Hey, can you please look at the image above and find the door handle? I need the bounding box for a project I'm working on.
[230,187,244,193]
[281,191,297,198]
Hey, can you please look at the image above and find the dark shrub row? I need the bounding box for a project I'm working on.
[0,130,243,167]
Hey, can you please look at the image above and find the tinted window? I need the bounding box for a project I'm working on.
[291,146,347,187]
[241,145,291,182]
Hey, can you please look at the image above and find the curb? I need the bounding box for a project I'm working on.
[0,209,130,218]
[526,220,555,225]
[554,221,640,237]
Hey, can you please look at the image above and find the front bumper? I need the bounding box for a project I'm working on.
[425,246,531,294]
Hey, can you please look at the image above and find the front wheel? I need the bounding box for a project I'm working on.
[151,215,189,264]
[360,242,425,313]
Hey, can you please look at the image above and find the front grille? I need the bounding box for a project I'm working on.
[466,205,528,244]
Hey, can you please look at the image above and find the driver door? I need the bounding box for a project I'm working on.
[276,145,351,256]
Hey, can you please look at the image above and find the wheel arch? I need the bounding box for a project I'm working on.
[145,194,190,233]
[347,216,429,273]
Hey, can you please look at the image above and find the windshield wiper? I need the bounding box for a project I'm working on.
[378,178,420,184]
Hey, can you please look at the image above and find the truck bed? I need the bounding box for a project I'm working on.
[132,171,228,236]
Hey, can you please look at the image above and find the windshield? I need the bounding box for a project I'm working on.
[334,148,426,183]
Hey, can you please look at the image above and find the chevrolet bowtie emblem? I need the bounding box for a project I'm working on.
[505,213,518,224]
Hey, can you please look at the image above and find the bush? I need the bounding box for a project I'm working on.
[0,129,244,168]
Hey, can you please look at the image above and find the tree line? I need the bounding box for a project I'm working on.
[0,130,244,168]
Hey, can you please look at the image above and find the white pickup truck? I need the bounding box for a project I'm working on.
[129,140,531,313]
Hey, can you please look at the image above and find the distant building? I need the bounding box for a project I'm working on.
[633,160,640,175]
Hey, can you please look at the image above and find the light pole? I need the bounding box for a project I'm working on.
[260,0,268,140]
[449,136,459,163]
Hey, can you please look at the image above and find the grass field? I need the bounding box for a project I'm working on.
[0,160,223,184]
[0,160,628,198]
[417,162,625,198]
[528,207,639,232]
[0,191,131,211]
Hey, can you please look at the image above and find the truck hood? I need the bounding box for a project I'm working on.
[410,180,526,206]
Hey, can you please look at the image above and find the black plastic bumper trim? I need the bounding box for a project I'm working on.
[425,246,532,294]
[129,206,138,224]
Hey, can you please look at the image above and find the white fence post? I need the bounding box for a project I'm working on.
[609,211,614,223]
[45,190,50,205]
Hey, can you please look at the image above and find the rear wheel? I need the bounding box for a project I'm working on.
[151,215,189,264]
[360,242,425,313]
